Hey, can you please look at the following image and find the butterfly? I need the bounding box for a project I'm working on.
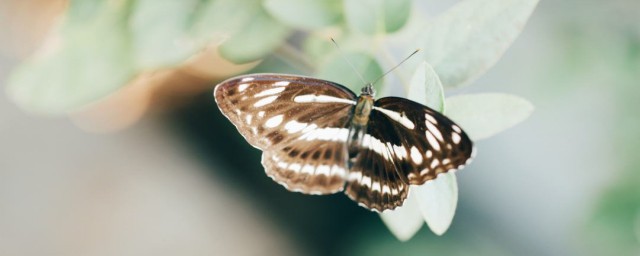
[214,73,474,212]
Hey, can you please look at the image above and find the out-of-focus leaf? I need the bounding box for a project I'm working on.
[6,0,134,114]
[263,0,342,29]
[130,0,202,69]
[316,52,383,93]
[344,0,411,35]
[413,173,458,236]
[379,192,424,242]
[408,61,445,113]
[302,34,335,64]
[445,93,534,140]
[219,6,290,64]
[191,0,256,39]
[583,179,640,256]
[414,0,539,87]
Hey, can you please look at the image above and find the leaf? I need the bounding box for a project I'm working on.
[445,93,534,141]
[315,52,383,93]
[6,0,134,114]
[379,193,424,241]
[130,0,202,69]
[263,0,342,29]
[218,5,290,64]
[413,173,459,236]
[408,61,445,113]
[413,0,539,87]
[343,0,411,35]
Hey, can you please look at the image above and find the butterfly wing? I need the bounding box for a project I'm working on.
[215,74,357,194]
[344,130,410,212]
[371,97,475,185]
[345,96,474,211]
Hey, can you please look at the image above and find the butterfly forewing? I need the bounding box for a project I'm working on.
[215,74,357,194]
[371,97,474,185]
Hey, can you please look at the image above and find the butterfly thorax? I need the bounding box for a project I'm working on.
[347,95,374,167]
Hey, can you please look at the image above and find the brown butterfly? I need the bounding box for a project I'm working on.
[214,74,474,212]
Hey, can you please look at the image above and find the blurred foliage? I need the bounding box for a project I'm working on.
[6,0,538,115]
[583,27,640,255]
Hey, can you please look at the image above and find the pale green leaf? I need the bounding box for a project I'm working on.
[6,1,134,114]
[379,193,424,242]
[445,93,534,140]
[413,173,458,236]
[219,6,290,64]
[408,61,445,112]
[315,52,383,93]
[414,0,539,87]
[263,0,342,29]
[130,0,202,69]
[344,0,411,35]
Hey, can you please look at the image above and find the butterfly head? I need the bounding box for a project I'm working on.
[361,83,376,97]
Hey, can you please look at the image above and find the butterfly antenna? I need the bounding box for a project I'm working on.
[331,38,368,85]
[372,48,421,86]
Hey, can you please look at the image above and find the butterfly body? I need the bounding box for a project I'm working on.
[214,73,474,212]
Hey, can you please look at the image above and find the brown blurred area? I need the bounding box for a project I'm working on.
[0,1,299,255]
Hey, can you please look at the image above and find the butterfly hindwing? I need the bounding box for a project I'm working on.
[215,74,357,194]
[371,97,475,185]
[345,131,409,212]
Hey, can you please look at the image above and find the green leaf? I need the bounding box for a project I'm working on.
[263,0,342,30]
[344,0,411,35]
[413,0,539,87]
[130,0,203,69]
[379,193,424,242]
[218,5,290,64]
[315,52,383,93]
[408,61,445,113]
[191,0,257,38]
[414,173,458,236]
[6,0,134,114]
[445,93,534,140]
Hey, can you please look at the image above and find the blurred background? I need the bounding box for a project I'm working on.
[0,0,638,255]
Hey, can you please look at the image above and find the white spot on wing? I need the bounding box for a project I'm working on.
[293,94,355,105]
[258,111,265,118]
[410,146,423,165]
[302,164,315,174]
[361,176,372,187]
[241,77,254,82]
[362,134,390,159]
[374,107,415,129]
[299,127,349,142]
[265,114,284,128]
[426,131,441,151]
[425,114,438,124]
[289,163,301,173]
[284,120,307,133]
[452,132,461,144]
[254,95,278,107]
[238,83,250,92]
[430,158,440,169]
[393,144,407,160]
[452,124,462,133]
[317,165,330,176]
[254,87,286,97]
[274,81,290,86]
[245,114,252,124]
[426,121,444,141]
